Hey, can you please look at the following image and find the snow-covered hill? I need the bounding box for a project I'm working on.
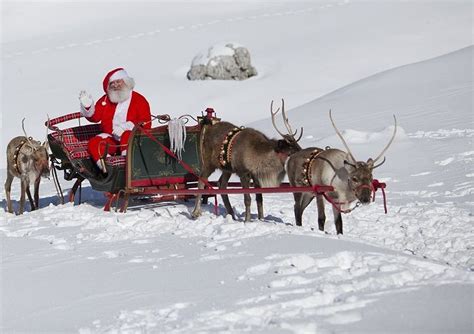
[252,45,474,211]
[1,1,473,333]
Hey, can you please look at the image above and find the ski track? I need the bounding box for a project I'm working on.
[4,1,351,59]
[407,128,474,139]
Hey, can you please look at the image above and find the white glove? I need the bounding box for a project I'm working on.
[112,126,125,140]
[79,90,93,108]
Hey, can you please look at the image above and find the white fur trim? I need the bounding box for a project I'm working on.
[110,69,129,82]
[123,77,135,90]
[123,121,135,131]
[168,118,187,160]
[96,159,108,173]
[98,133,112,139]
[112,92,132,134]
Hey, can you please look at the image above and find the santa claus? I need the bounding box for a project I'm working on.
[79,67,151,172]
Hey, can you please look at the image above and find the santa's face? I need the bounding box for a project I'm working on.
[107,79,132,103]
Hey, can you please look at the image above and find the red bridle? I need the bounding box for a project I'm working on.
[324,179,387,214]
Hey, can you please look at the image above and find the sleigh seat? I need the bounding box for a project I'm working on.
[49,123,125,166]
[47,113,128,195]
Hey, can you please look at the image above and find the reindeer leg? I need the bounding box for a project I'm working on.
[219,171,236,220]
[26,184,35,211]
[295,193,314,227]
[19,178,27,215]
[332,207,343,235]
[256,192,264,220]
[293,192,303,226]
[316,195,326,232]
[253,178,264,220]
[34,176,41,209]
[240,174,252,222]
[192,166,214,218]
[5,173,14,214]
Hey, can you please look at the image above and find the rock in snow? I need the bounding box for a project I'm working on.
[187,43,257,80]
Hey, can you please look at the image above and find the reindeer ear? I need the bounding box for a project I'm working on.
[344,160,356,169]
[344,153,356,168]
[275,139,290,153]
[366,158,374,169]
[42,141,50,152]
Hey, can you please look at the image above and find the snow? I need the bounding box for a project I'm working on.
[191,43,242,66]
[1,1,473,333]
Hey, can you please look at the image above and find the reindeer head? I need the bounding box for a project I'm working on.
[33,143,50,178]
[271,99,303,157]
[343,159,375,204]
[330,110,397,205]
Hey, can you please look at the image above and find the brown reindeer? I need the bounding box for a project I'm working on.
[5,119,50,214]
[192,100,302,221]
[286,110,397,234]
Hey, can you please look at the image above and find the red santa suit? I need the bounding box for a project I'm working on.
[80,68,151,164]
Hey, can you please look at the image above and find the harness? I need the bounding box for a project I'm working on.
[12,139,29,175]
[218,127,244,168]
[299,147,360,213]
[301,148,325,186]
[300,150,388,213]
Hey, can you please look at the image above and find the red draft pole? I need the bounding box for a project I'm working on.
[136,185,334,197]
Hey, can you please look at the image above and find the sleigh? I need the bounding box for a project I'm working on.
[46,111,208,210]
[46,109,386,213]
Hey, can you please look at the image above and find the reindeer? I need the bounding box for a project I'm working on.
[286,110,397,234]
[5,119,50,214]
[192,99,302,221]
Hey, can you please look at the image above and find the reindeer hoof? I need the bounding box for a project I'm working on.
[191,210,201,219]
[225,213,237,221]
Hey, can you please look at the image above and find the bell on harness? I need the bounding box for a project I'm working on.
[199,107,220,126]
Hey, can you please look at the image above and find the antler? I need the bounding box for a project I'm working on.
[329,110,357,163]
[270,99,303,142]
[46,114,50,138]
[373,156,386,169]
[43,114,51,149]
[21,118,35,147]
[372,115,397,163]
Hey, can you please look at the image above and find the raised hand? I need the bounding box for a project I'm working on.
[78,90,94,108]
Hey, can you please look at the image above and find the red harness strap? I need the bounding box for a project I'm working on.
[320,181,388,214]
[137,124,218,213]
[322,192,358,214]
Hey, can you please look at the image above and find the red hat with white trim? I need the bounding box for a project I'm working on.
[102,68,130,92]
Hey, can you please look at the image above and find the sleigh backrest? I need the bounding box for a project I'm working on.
[50,124,101,146]
[48,124,101,161]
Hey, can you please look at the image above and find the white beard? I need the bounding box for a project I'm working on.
[108,87,132,103]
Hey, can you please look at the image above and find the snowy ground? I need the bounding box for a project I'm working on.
[1,1,473,333]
